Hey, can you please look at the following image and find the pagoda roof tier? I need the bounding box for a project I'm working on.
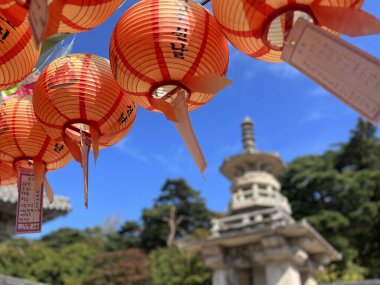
[220,151,286,180]
[0,185,72,222]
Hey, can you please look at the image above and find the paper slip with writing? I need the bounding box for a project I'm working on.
[28,0,49,47]
[282,18,380,124]
[15,168,44,234]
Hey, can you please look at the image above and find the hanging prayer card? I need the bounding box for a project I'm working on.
[282,18,380,124]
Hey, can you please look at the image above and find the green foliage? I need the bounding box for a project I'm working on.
[281,119,380,281]
[86,248,149,285]
[149,247,211,285]
[41,227,104,250]
[140,179,212,250]
[0,232,101,284]
[105,221,141,251]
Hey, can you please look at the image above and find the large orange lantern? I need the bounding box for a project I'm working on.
[33,53,137,207]
[0,95,72,201]
[0,160,17,186]
[0,12,39,91]
[0,0,29,27]
[110,0,231,173]
[211,0,364,62]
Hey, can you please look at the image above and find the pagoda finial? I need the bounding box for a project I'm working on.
[241,116,256,152]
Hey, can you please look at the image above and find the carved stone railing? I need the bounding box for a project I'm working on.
[231,186,291,213]
[211,208,295,238]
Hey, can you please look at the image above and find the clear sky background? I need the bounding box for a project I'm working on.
[32,0,380,237]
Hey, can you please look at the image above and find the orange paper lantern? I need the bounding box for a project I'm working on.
[109,0,231,174]
[0,12,39,91]
[109,0,230,112]
[33,53,136,152]
[0,95,72,199]
[0,0,29,27]
[0,160,17,186]
[211,0,363,62]
[33,54,137,206]
[43,0,124,39]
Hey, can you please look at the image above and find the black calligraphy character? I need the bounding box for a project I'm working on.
[54,143,64,153]
[171,43,188,59]
[172,27,188,42]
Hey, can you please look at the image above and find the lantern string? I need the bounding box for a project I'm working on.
[200,0,211,6]
[310,6,380,37]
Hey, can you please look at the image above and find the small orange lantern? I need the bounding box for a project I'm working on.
[211,0,363,62]
[109,0,231,173]
[0,95,72,200]
[0,12,39,91]
[33,54,137,207]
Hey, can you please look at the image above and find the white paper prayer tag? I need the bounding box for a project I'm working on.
[28,0,49,47]
[282,18,380,124]
[172,95,207,174]
[15,168,43,234]
[80,130,91,209]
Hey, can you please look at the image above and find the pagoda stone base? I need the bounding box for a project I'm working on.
[211,261,312,285]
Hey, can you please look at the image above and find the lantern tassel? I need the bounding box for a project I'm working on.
[183,74,232,94]
[149,97,178,122]
[172,94,207,175]
[33,160,44,193]
[311,6,380,37]
[80,130,91,209]
[44,176,55,203]
[63,135,83,166]
[90,126,100,164]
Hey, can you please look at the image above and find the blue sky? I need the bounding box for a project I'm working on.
[33,1,380,237]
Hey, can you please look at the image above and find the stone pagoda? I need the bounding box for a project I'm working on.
[0,185,72,241]
[185,117,341,285]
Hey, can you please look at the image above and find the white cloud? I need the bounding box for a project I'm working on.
[266,63,301,79]
[299,110,329,125]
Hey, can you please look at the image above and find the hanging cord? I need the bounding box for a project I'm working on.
[200,0,211,5]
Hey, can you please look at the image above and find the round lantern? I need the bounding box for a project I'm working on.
[109,0,230,173]
[0,0,29,27]
[0,95,72,200]
[33,54,137,206]
[0,160,17,186]
[43,0,124,39]
[0,11,39,91]
[211,0,363,62]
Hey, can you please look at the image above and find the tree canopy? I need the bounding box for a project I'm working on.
[281,119,380,281]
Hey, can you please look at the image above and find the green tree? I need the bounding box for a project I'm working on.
[281,119,380,280]
[105,221,141,251]
[149,247,211,285]
[41,227,104,250]
[140,179,212,250]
